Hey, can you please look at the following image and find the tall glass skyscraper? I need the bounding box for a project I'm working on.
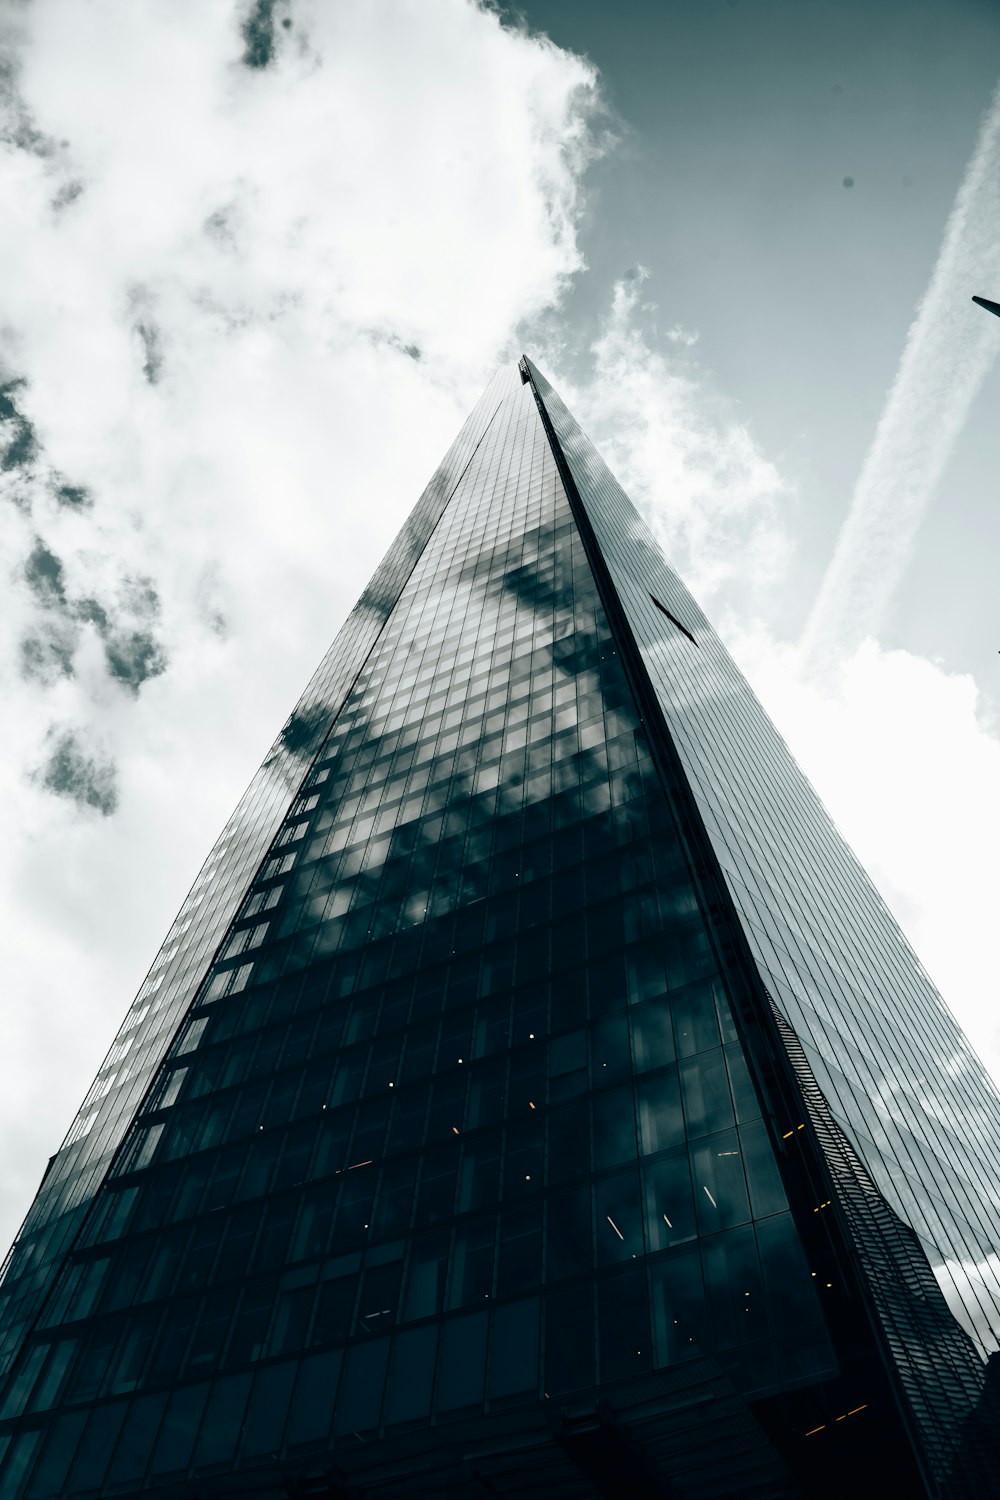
[1,360,998,1499]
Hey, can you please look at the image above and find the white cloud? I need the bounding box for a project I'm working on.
[0,0,604,1249]
[542,267,795,611]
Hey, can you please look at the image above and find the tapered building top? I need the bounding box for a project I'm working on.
[0,360,998,1497]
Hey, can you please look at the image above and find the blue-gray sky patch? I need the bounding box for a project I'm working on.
[36,728,118,816]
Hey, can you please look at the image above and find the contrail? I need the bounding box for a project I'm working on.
[801,81,1000,672]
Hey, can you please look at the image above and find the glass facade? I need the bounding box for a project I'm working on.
[0,362,998,1497]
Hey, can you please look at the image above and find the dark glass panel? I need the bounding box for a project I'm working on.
[332,1338,390,1437]
[22,1411,86,1499]
[467,1058,507,1129]
[548,1029,588,1101]
[103,1392,168,1489]
[547,1100,590,1184]
[189,1372,253,1470]
[0,1432,40,1499]
[184,1290,237,1377]
[414,1145,458,1226]
[147,1383,210,1480]
[597,1269,650,1382]
[592,1088,637,1169]
[755,1214,833,1364]
[449,1219,495,1309]
[269,1284,316,1355]
[284,1349,342,1451]
[740,1119,788,1219]
[457,1134,501,1212]
[702,1225,768,1349]
[403,1231,449,1321]
[356,1260,402,1336]
[26,1337,77,1414]
[224,1280,276,1367]
[312,1274,356,1345]
[497,1206,542,1297]
[643,1150,698,1251]
[435,1312,488,1414]
[691,1134,751,1234]
[680,1051,734,1138]
[67,1320,125,1404]
[384,1325,438,1425]
[629,1001,675,1074]
[649,1249,708,1365]
[488,1297,539,1402]
[544,1284,595,1396]
[670,981,720,1058]
[594,1170,643,1266]
[546,1186,593,1281]
[635,1069,684,1156]
[724,1042,761,1125]
[238,1360,297,1462]
[63,1402,128,1494]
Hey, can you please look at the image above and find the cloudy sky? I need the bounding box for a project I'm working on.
[0,0,998,1256]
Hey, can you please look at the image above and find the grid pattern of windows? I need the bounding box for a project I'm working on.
[0,378,838,1497]
[531,359,1000,1359]
[0,368,514,1386]
[529,359,1000,1475]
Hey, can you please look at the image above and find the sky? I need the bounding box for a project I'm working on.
[0,0,998,1257]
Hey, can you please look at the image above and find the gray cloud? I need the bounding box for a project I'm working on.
[122,575,160,619]
[103,629,167,695]
[22,538,66,606]
[193,565,228,638]
[0,379,39,473]
[52,479,93,510]
[135,320,163,385]
[0,70,56,159]
[18,542,168,694]
[20,625,76,684]
[51,179,84,212]
[99,576,167,691]
[241,0,278,69]
[366,328,423,362]
[19,542,78,681]
[35,728,118,816]
[75,597,109,630]
[204,204,241,253]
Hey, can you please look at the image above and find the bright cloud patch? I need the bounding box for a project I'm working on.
[730,626,1000,1080]
[546,268,795,611]
[0,0,604,1248]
